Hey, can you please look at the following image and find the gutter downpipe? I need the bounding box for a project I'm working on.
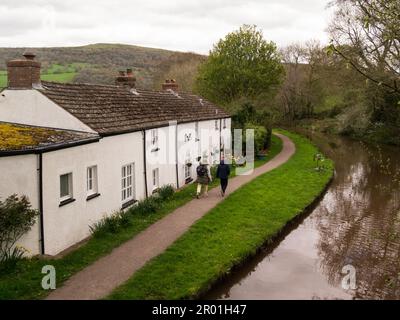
[38,153,45,255]
[219,118,223,162]
[142,130,149,198]
[175,122,180,189]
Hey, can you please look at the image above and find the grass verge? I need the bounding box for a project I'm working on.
[0,135,282,299]
[108,130,334,299]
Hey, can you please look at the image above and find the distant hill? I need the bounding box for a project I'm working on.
[0,43,205,91]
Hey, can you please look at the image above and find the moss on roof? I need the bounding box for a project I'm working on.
[0,123,99,152]
[0,123,56,150]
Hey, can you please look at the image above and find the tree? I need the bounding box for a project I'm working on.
[279,41,329,120]
[195,25,285,106]
[328,0,400,93]
[0,195,38,263]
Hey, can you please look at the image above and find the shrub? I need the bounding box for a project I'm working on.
[133,197,160,216]
[0,195,38,264]
[157,185,175,201]
[89,211,131,237]
[244,122,268,154]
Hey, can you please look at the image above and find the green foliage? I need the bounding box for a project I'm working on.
[0,195,38,264]
[195,25,285,105]
[232,102,273,148]
[156,185,175,201]
[132,197,161,216]
[108,131,333,300]
[90,185,175,237]
[244,123,268,153]
[89,211,131,237]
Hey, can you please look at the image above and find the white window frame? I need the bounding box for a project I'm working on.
[60,172,73,202]
[87,165,98,196]
[184,163,191,180]
[184,151,192,181]
[223,118,227,129]
[122,163,135,203]
[151,129,158,146]
[152,168,159,190]
[215,120,219,130]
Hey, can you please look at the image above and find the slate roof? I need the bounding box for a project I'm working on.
[39,81,230,136]
[0,122,99,154]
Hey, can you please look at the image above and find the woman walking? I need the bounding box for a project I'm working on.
[216,159,231,197]
[196,158,212,199]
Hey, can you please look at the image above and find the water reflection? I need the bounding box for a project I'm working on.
[205,132,400,300]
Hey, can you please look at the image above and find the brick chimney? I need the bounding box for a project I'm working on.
[115,69,136,88]
[162,79,179,92]
[7,52,41,89]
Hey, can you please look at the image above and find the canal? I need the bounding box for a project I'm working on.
[206,132,400,300]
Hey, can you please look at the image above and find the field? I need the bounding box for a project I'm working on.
[0,67,77,88]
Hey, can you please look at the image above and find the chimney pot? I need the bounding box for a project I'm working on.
[162,79,179,91]
[23,51,36,61]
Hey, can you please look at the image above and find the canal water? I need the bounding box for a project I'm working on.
[205,132,400,300]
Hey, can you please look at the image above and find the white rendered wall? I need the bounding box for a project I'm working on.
[0,154,41,255]
[0,90,95,133]
[145,125,178,194]
[41,132,145,255]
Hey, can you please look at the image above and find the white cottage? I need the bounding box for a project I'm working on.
[0,53,231,256]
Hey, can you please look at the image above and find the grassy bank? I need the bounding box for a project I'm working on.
[0,136,282,300]
[108,130,333,299]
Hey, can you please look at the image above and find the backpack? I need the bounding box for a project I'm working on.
[196,165,207,177]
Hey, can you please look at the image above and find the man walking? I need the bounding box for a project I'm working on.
[216,159,231,197]
[196,158,212,199]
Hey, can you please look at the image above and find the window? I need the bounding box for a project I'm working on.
[122,163,135,202]
[215,120,219,130]
[60,173,73,202]
[223,119,227,129]
[151,129,158,146]
[152,168,159,190]
[185,152,192,182]
[87,166,98,196]
[185,164,191,180]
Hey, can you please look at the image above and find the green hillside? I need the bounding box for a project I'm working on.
[0,44,205,90]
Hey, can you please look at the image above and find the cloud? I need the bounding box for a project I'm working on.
[0,0,334,53]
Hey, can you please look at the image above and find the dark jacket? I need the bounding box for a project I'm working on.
[216,163,231,180]
[197,165,212,185]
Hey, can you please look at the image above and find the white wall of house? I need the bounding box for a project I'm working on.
[176,122,198,187]
[145,125,178,194]
[0,154,41,255]
[198,119,222,165]
[41,132,145,255]
[0,90,95,133]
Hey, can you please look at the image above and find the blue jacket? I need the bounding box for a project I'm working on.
[216,163,231,180]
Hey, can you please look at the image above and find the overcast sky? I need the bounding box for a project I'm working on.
[0,0,334,54]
